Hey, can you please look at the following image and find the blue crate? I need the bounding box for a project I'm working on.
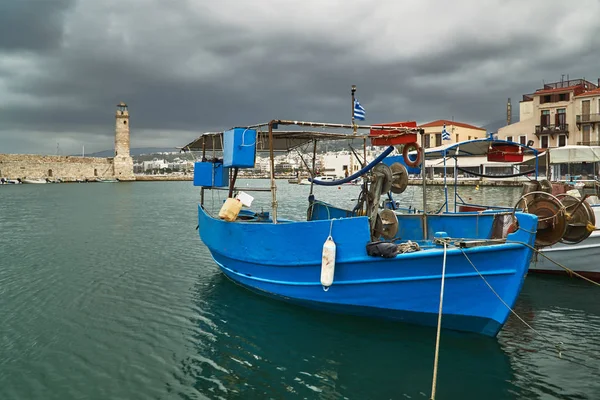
[193,162,230,187]
[213,162,229,187]
[223,128,256,168]
[193,162,214,187]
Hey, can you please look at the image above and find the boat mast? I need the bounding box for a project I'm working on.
[310,139,317,196]
[268,120,278,223]
[351,85,357,135]
[420,129,428,239]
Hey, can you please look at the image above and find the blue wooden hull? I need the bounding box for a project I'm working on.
[197,206,537,337]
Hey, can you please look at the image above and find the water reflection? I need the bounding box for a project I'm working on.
[499,275,600,399]
[182,274,518,400]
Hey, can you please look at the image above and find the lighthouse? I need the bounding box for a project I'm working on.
[113,102,134,180]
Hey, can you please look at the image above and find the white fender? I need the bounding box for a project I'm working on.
[321,236,336,288]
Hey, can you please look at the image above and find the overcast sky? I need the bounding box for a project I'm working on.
[2,0,600,155]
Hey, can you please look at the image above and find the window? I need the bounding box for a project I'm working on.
[559,93,569,102]
[435,133,442,147]
[541,110,550,126]
[94,169,98,176]
[48,169,53,177]
[542,95,551,103]
[557,135,567,147]
[423,135,431,149]
[582,100,590,122]
[468,136,472,140]
[519,135,527,145]
[540,135,549,148]
[583,125,591,144]
[506,136,513,142]
[556,108,566,128]
[455,134,459,142]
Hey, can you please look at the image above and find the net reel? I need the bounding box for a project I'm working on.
[555,193,596,244]
[389,162,409,194]
[514,191,567,248]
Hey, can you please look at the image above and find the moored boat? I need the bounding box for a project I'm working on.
[182,119,539,337]
[419,139,600,281]
[22,178,47,184]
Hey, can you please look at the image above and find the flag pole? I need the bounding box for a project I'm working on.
[351,85,357,134]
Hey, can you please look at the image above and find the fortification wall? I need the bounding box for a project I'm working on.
[0,154,115,180]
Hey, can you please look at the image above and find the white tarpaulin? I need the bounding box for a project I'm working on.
[547,145,600,164]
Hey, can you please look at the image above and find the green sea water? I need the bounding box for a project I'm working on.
[0,181,599,399]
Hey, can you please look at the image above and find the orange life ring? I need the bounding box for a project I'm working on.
[402,142,422,167]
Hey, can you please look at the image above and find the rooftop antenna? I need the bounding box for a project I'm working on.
[56,142,60,156]
[507,98,512,126]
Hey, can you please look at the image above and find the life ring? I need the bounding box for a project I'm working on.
[402,142,422,167]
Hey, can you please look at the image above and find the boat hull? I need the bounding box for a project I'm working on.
[530,230,600,280]
[197,206,537,336]
[22,179,47,184]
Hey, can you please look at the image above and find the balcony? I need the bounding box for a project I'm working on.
[535,124,569,137]
[576,114,600,124]
[576,141,600,146]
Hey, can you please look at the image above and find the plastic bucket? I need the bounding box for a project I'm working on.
[219,198,243,221]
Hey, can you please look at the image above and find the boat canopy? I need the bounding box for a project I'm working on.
[180,120,420,153]
[546,145,600,164]
[423,138,539,160]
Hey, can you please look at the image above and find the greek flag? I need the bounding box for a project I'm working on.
[442,123,451,141]
[353,99,366,121]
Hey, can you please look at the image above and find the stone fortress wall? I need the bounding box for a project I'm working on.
[0,154,114,181]
[0,102,134,181]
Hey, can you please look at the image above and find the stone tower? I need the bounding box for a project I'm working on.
[113,102,134,180]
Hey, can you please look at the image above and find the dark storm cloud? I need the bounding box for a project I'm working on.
[2,0,600,154]
[0,0,74,51]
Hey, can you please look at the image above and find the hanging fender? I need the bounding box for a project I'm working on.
[402,142,422,168]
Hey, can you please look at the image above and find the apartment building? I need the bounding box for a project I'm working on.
[498,78,600,149]
[574,88,600,146]
[418,119,487,148]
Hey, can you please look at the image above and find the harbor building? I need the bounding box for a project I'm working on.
[0,103,134,181]
[418,119,487,148]
[498,78,600,148]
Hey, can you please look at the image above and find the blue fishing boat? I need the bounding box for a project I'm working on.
[182,119,538,337]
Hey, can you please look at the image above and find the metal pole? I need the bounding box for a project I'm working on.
[421,130,428,239]
[310,139,317,196]
[544,149,549,181]
[454,157,458,212]
[443,155,448,212]
[363,138,367,170]
[228,167,239,198]
[268,121,278,223]
[351,85,357,134]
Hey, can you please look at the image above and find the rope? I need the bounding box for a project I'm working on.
[506,240,600,288]
[397,241,420,253]
[458,247,563,357]
[456,166,535,178]
[430,242,447,400]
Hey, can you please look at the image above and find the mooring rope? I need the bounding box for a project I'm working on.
[458,247,563,357]
[429,242,447,400]
[506,240,600,288]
